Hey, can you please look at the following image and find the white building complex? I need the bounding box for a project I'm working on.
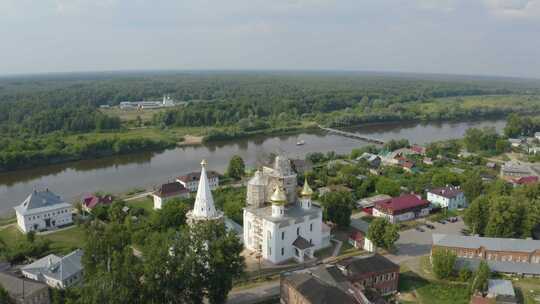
[427,186,467,210]
[14,189,73,233]
[21,249,83,289]
[243,156,331,264]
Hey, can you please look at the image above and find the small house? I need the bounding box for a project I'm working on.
[21,249,83,289]
[373,194,430,223]
[177,170,219,192]
[153,182,190,209]
[427,186,467,210]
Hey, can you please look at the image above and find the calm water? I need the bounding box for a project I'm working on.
[0,119,506,216]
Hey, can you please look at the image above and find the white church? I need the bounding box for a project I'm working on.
[186,159,224,224]
[243,156,331,264]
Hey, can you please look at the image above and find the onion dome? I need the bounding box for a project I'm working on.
[301,178,314,197]
[270,186,287,205]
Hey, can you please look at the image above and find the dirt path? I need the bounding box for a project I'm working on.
[179,135,203,146]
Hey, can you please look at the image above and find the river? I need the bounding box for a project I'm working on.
[0,119,506,216]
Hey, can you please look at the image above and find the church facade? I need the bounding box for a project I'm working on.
[243,156,331,264]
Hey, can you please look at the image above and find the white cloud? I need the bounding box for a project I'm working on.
[483,0,540,17]
[416,0,459,12]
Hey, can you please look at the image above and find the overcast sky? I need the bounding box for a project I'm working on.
[1,0,539,78]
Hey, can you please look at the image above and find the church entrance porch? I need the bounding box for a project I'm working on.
[292,236,314,263]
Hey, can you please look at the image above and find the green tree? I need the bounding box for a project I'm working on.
[462,172,484,202]
[504,113,523,138]
[485,196,526,238]
[0,285,12,304]
[367,218,400,250]
[227,155,245,180]
[320,191,353,228]
[150,198,191,231]
[375,177,400,197]
[495,139,511,154]
[463,196,490,235]
[470,261,490,294]
[431,248,457,279]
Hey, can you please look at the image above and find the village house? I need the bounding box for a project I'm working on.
[426,186,466,210]
[21,249,83,289]
[349,218,375,252]
[153,182,190,209]
[177,170,219,192]
[280,254,399,304]
[14,189,73,234]
[0,272,51,304]
[433,234,540,276]
[508,138,524,148]
[81,193,114,213]
[357,152,381,168]
[500,161,536,179]
[510,176,539,187]
[372,194,430,224]
[410,144,426,155]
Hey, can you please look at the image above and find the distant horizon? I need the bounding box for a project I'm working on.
[2,1,540,79]
[1,68,539,82]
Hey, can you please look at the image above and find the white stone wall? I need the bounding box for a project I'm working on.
[17,208,73,233]
[427,192,466,210]
[373,207,430,224]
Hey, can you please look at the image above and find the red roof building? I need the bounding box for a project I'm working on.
[512,176,539,186]
[153,182,190,209]
[373,194,430,223]
[81,194,114,212]
[410,145,426,155]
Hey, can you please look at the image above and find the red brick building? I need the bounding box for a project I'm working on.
[337,254,400,295]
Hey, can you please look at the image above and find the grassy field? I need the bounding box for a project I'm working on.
[0,224,85,255]
[127,197,155,214]
[398,270,470,304]
[513,277,540,304]
[418,94,540,114]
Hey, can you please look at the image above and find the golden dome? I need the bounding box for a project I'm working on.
[301,178,313,197]
[270,186,287,205]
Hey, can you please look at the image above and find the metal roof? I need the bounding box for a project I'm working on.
[14,190,71,216]
[488,279,515,297]
[433,233,540,253]
[22,249,83,282]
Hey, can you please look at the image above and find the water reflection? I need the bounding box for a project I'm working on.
[0,119,506,215]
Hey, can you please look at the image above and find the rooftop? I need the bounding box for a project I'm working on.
[488,279,515,297]
[337,254,399,276]
[433,233,540,253]
[428,186,464,199]
[14,189,71,215]
[21,249,83,282]
[0,272,48,299]
[374,194,429,213]
[177,170,219,182]
[154,182,188,197]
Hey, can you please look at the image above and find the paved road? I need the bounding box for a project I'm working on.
[387,219,465,264]
[227,280,280,304]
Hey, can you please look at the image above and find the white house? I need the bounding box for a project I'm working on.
[152,182,190,210]
[177,170,219,192]
[21,249,83,289]
[243,156,331,264]
[14,189,73,233]
[427,186,467,210]
[349,218,375,252]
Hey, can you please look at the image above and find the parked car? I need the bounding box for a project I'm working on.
[438,220,446,224]
[448,217,458,223]
[415,227,425,232]
[425,224,435,229]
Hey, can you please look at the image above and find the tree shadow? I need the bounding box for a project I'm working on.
[399,271,430,293]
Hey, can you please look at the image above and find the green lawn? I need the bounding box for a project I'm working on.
[399,271,470,304]
[0,224,85,255]
[127,197,155,214]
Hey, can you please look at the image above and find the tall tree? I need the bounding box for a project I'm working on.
[320,191,353,228]
[462,172,484,202]
[431,248,457,279]
[463,196,490,235]
[367,218,400,250]
[470,261,490,294]
[227,155,245,180]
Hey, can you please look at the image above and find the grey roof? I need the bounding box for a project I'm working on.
[245,203,321,224]
[488,279,515,297]
[350,218,370,234]
[433,233,540,253]
[0,272,49,299]
[456,257,540,276]
[14,190,71,216]
[22,249,83,282]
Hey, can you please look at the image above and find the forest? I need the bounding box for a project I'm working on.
[1,71,540,171]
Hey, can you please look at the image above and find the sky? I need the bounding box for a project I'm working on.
[1,0,539,78]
